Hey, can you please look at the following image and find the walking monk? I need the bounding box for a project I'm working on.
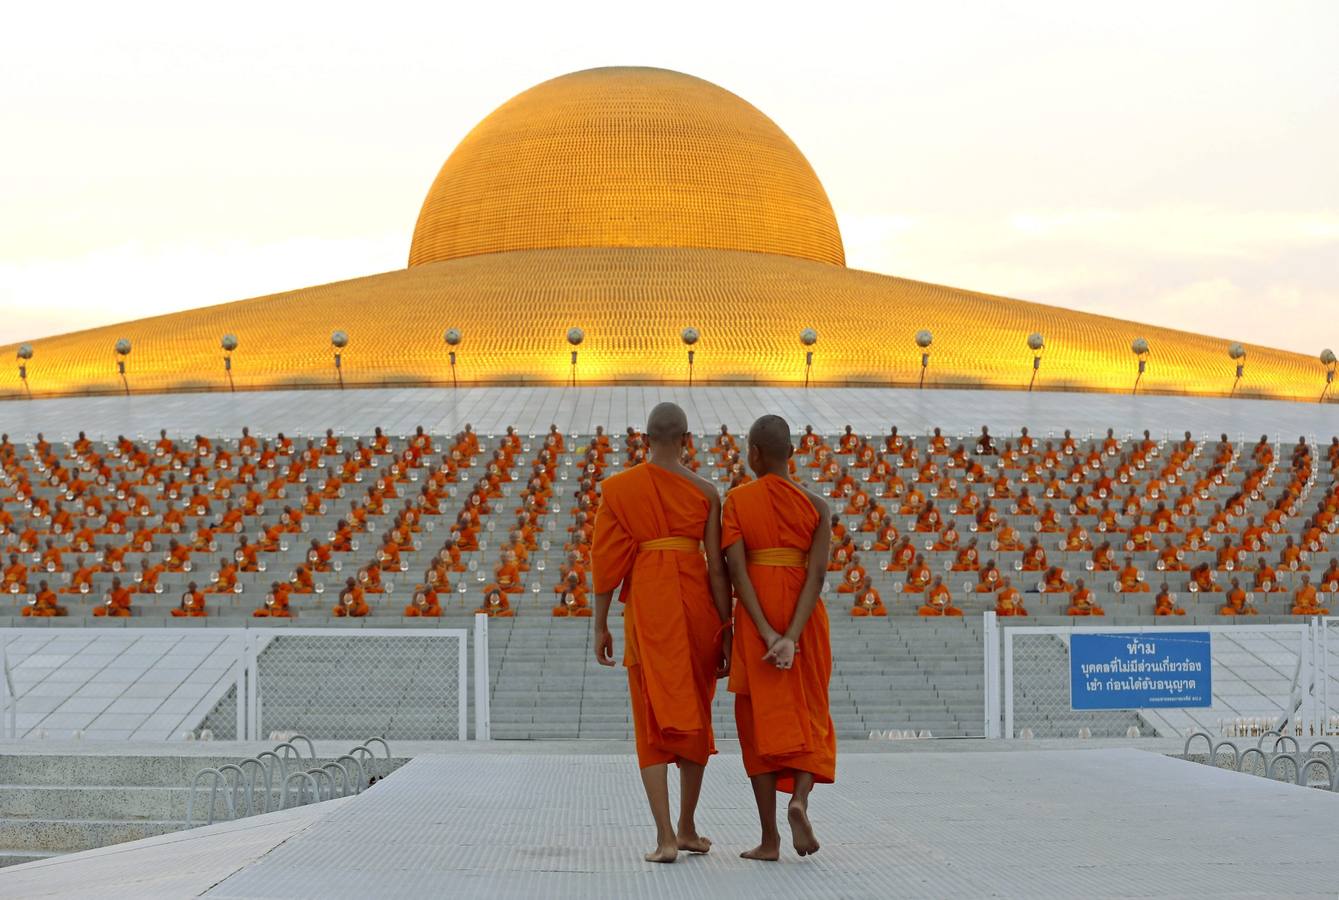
[723,414,835,861]
[592,403,732,864]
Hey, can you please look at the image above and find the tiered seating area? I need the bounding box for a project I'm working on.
[2,423,1336,742]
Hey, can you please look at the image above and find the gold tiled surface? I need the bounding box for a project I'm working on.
[0,247,1327,401]
[407,67,845,267]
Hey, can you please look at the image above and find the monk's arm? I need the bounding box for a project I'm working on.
[781,494,832,644]
[703,494,731,624]
[724,542,781,646]
[593,589,616,666]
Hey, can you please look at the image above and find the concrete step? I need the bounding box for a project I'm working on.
[0,817,183,853]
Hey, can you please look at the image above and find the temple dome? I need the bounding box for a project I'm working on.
[408,66,845,267]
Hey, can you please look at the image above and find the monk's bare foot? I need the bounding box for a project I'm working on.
[788,800,820,857]
[740,841,780,861]
[676,830,711,854]
[644,844,678,864]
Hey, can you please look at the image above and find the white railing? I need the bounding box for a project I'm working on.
[0,626,489,742]
[987,618,1322,740]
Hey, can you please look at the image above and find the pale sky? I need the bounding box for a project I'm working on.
[2,0,1335,354]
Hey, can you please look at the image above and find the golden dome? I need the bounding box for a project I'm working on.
[407,67,845,267]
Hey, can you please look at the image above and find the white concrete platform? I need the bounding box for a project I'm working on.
[4,744,1337,898]
[1,631,240,740]
[2,385,1336,443]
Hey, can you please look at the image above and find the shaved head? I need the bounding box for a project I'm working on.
[748,414,792,462]
[646,402,689,445]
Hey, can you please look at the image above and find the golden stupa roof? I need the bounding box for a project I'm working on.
[408,67,844,267]
[1,67,1330,402]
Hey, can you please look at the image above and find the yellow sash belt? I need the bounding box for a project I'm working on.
[638,536,701,553]
[746,547,807,568]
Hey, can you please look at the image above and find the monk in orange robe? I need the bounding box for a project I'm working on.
[172,582,207,617]
[255,582,293,618]
[23,580,66,617]
[1220,578,1256,616]
[592,403,731,864]
[1291,576,1329,615]
[334,577,370,617]
[995,577,1027,616]
[1067,579,1104,616]
[721,414,833,861]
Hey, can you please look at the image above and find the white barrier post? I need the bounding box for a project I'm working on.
[982,612,999,738]
[474,613,491,741]
[234,631,248,742]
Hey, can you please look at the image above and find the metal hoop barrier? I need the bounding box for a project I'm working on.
[1266,753,1300,783]
[289,733,317,758]
[237,758,270,816]
[185,768,234,827]
[361,737,392,758]
[1306,740,1336,770]
[1257,729,1282,750]
[1211,741,1240,769]
[1183,731,1213,757]
[306,768,335,802]
[255,750,286,796]
[348,745,377,784]
[1297,757,1333,789]
[1273,735,1300,753]
[1237,747,1268,775]
[281,771,319,809]
[216,764,247,821]
[321,762,351,798]
[334,754,366,794]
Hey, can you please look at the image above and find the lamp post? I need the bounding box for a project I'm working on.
[1321,348,1336,403]
[16,343,32,399]
[114,339,131,396]
[1228,343,1246,397]
[1131,337,1150,395]
[681,327,700,387]
[567,328,584,387]
[1026,333,1044,392]
[221,334,238,392]
[444,329,462,388]
[331,331,349,390]
[915,330,933,389]
[800,328,818,388]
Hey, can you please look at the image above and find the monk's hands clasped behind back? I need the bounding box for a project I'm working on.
[762,631,796,670]
[715,630,732,679]
[594,626,616,667]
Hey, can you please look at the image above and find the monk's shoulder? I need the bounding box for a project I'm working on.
[791,479,829,519]
[681,468,722,507]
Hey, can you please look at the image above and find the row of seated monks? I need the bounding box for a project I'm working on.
[4,427,1337,618]
[803,426,1338,617]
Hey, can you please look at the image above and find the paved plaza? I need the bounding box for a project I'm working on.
[3,743,1337,898]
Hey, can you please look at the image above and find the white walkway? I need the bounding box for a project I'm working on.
[4,746,1337,898]
[1,385,1336,442]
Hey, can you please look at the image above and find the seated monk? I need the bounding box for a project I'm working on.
[902,554,932,592]
[207,558,239,594]
[975,560,1002,593]
[1021,538,1047,571]
[995,577,1027,616]
[1291,576,1329,615]
[849,577,886,616]
[951,538,981,571]
[1189,562,1222,594]
[1252,558,1284,593]
[377,538,402,572]
[2,553,28,594]
[918,576,963,616]
[994,519,1023,552]
[1117,556,1150,593]
[405,585,442,617]
[932,523,960,552]
[22,580,66,617]
[1220,579,1257,616]
[1041,566,1073,593]
[1066,579,1104,616]
[61,557,95,595]
[92,577,133,617]
[171,582,207,617]
[475,584,514,618]
[552,580,593,617]
[837,554,867,593]
[884,537,915,572]
[255,581,293,618]
[334,577,370,617]
[359,563,385,594]
[290,563,315,594]
[1154,583,1185,616]
[494,550,524,594]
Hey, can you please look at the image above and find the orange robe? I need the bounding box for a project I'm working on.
[722,475,836,792]
[592,463,720,769]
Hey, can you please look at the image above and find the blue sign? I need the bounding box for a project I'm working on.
[1070,632,1212,710]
